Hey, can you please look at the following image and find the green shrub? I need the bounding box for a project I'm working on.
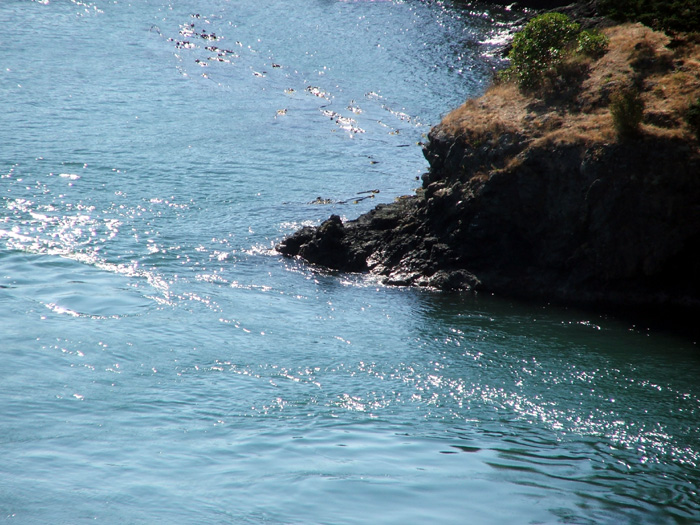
[577,30,609,58]
[506,13,581,90]
[610,87,645,138]
[685,98,700,140]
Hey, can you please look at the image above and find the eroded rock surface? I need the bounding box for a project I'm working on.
[277,23,700,308]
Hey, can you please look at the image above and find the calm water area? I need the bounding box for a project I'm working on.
[1,0,699,523]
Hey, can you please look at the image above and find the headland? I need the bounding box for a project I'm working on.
[278,1,700,310]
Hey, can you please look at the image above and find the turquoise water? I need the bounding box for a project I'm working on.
[1,0,699,523]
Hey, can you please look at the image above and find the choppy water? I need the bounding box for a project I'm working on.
[1,0,699,523]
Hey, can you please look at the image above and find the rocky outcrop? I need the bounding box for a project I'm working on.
[491,0,609,29]
[420,128,700,305]
[487,0,574,9]
[278,131,700,307]
[277,23,700,309]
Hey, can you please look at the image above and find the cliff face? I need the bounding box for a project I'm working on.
[419,125,700,305]
[277,23,700,308]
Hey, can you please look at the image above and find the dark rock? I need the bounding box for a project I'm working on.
[500,0,615,31]
[276,17,700,311]
[486,0,573,9]
[278,129,700,308]
[278,215,365,272]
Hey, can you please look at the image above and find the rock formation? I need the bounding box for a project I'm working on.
[277,22,700,309]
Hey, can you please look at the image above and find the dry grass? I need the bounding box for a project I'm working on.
[439,23,700,148]
[440,83,528,141]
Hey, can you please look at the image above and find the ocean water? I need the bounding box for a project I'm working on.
[1,0,699,523]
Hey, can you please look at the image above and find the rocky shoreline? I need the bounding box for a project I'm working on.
[277,4,700,310]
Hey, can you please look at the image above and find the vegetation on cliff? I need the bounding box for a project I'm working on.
[278,8,700,309]
[445,16,700,151]
[499,12,608,90]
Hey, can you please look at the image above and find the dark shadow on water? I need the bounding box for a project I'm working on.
[410,287,700,350]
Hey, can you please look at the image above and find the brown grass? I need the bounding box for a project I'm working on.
[439,23,700,148]
[441,83,527,140]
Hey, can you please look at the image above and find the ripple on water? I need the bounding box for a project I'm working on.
[0,252,154,319]
[2,1,699,523]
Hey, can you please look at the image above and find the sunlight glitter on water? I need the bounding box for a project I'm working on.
[2,0,699,523]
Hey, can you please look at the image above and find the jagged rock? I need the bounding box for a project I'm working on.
[277,22,700,309]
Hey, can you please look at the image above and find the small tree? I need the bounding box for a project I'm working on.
[610,87,645,138]
[685,98,700,141]
[505,13,581,90]
[577,29,609,58]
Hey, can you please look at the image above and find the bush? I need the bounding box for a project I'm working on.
[610,87,645,138]
[577,30,609,58]
[685,98,700,140]
[506,13,581,90]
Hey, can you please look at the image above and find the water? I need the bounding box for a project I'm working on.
[1,1,699,523]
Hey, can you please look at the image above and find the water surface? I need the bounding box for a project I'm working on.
[1,1,699,523]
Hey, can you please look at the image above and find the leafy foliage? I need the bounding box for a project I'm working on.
[610,87,645,138]
[577,30,610,58]
[505,13,581,90]
[685,98,700,141]
[599,0,700,34]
